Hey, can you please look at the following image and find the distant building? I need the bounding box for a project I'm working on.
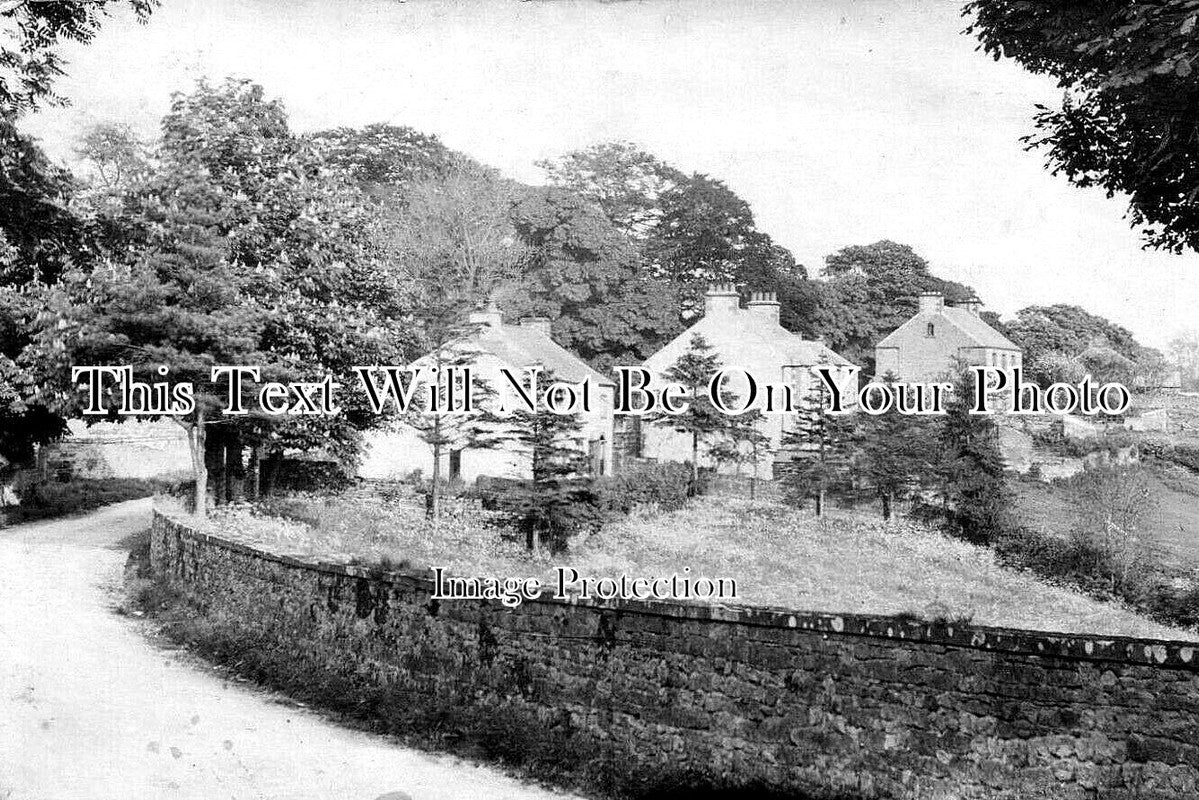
[638,284,857,479]
[360,305,615,483]
[874,292,1021,382]
[39,419,191,481]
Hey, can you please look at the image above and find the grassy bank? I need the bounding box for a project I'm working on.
[4,478,161,525]
[167,492,1192,640]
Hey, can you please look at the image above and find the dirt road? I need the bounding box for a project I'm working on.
[0,500,579,800]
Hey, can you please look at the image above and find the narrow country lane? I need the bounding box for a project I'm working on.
[0,500,581,800]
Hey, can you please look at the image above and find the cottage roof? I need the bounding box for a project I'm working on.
[425,322,611,386]
[644,308,855,371]
[876,305,1019,351]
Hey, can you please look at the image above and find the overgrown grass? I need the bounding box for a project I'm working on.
[165,491,1192,640]
[4,478,161,525]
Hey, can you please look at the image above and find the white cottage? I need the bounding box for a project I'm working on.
[360,305,616,483]
[638,285,856,478]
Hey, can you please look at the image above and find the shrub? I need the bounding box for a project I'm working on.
[595,461,694,515]
[494,478,608,553]
[5,477,161,524]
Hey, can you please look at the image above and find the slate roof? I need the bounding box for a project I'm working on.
[876,305,1020,351]
[429,323,611,386]
[646,310,855,370]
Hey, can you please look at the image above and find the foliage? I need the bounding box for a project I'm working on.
[934,369,1010,544]
[1067,465,1160,595]
[1169,328,1199,390]
[709,408,771,492]
[652,334,734,489]
[30,78,410,514]
[780,364,857,515]
[73,122,147,192]
[541,141,814,332]
[401,337,507,522]
[4,477,159,524]
[307,122,455,201]
[382,162,529,335]
[595,461,694,515]
[965,1,1199,253]
[1004,304,1154,385]
[0,120,97,468]
[0,0,157,117]
[813,240,979,370]
[501,186,679,369]
[857,385,935,521]
[647,173,803,318]
[495,368,602,552]
[537,140,684,239]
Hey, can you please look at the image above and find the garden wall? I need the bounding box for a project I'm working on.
[150,510,1199,799]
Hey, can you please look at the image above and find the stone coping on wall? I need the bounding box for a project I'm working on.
[154,509,1199,672]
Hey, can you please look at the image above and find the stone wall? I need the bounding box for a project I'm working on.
[150,511,1199,799]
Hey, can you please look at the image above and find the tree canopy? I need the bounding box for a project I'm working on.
[1,0,157,117]
[814,240,980,370]
[965,1,1199,253]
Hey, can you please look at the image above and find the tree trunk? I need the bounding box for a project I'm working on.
[881,492,893,521]
[815,489,825,517]
[260,450,282,497]
[248,445,262,500]
[225,429,245,502]
[430,417,442,524]
[204,426,225,505]
[690,433,700,496]
[188,412,208,518]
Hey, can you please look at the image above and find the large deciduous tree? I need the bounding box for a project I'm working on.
[1004,304,1155,385]
[501,187,679,370]
[33,78,408,514]
[537,140,684,239]
[308,123,456,203]
[965,1,1199,253]
[0,120,94,473]
[1,0,157,117]
[541,142,814,330]
[813,240,979,371]
[383,162,530,338]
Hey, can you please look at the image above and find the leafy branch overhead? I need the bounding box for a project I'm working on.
[0,0,158,118]
[965,1,1199,253]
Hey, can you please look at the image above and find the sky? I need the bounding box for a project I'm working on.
[20,0,1199,350]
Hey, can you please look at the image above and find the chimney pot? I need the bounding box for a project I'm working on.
[468,301,503,328]
[956,296,983,316]
[918,291,944,314]
[704,283,741,316]
[519,316,552,339]
[747,290,780,325]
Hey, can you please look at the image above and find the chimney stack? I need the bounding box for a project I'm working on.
[956,296,982,316]
[918,291,944,314]
[747,291,780,325]
[704,283,740,316]
[519,316,552,339]
[468,301,503,328]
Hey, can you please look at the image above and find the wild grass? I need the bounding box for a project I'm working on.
[4,477,161,524]
[160,490,1196,641]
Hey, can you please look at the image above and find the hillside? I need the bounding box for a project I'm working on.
[187,494,1193,642]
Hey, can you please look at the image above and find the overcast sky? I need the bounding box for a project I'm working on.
[22,0,1199,350]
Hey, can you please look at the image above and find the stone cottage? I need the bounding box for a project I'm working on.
[637,284,857,479]
[360,305,616,483]
[874,292,1021,381]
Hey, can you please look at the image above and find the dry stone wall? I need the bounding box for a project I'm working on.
[150,511,1199,799]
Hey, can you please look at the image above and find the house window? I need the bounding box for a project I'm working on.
[926,323,935,338]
